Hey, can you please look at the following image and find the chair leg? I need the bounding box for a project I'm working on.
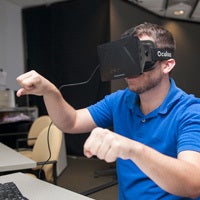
[94,168,116,178]
[80,179,118,196]
[53,162,57,185]
[80,167,118,196]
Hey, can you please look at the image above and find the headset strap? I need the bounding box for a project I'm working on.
[151,48,174,61]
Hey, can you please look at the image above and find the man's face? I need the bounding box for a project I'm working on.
[125,35,164,94]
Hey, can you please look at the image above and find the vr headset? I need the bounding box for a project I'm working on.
[97,35,174,81]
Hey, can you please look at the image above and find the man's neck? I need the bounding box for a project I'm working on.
[139,78,171,115]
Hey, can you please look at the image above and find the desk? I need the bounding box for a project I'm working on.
[0,172,93,199]
[0,142,36,172]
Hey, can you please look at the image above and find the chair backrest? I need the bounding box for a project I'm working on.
[27,115,52,146]
[32,124,63,182]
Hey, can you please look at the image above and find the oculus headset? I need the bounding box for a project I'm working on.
[97,35,174,81]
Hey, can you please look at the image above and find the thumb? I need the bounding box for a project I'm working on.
[84,149,93,158]
[16,88,26,97]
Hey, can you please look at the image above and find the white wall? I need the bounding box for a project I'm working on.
[0,0,24,91]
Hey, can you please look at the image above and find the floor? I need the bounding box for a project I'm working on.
[57,156,118,200]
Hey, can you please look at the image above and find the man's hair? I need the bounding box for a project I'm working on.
[122,22,176,50]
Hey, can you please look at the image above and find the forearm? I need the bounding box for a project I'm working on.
[43,84,96,133]
[42,84,76,132]
[129,141,200,198]
[16,70,95,133]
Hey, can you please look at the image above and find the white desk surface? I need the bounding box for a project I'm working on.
[0,172,94,200]
[0,142,36,172]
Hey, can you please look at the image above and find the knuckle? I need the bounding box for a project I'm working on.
[91,127,102,135]
[112,141,120,149]
[105,132,114,142]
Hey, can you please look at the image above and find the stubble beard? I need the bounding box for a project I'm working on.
[127,70,163,94]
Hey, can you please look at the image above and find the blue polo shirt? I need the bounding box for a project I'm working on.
[88,78,200,200]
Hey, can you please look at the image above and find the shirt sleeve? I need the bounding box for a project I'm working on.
[177,101,200,154]
[87,94,114,128]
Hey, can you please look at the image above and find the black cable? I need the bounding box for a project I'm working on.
[38,121,53,179]
[58,64,100,91]
[38,64,100,181]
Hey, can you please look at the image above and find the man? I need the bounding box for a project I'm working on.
[16,22,200,199]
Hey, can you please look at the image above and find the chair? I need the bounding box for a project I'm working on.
[16,115,52,154]
[21,124,63,184]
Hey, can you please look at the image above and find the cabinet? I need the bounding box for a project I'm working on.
[0,107,38,148]
[0,106,38,124]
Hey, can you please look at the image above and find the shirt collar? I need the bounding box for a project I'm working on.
[158,78,183,115]
[126,78,183,115]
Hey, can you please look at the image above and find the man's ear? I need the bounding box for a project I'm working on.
[162,59,175,74]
